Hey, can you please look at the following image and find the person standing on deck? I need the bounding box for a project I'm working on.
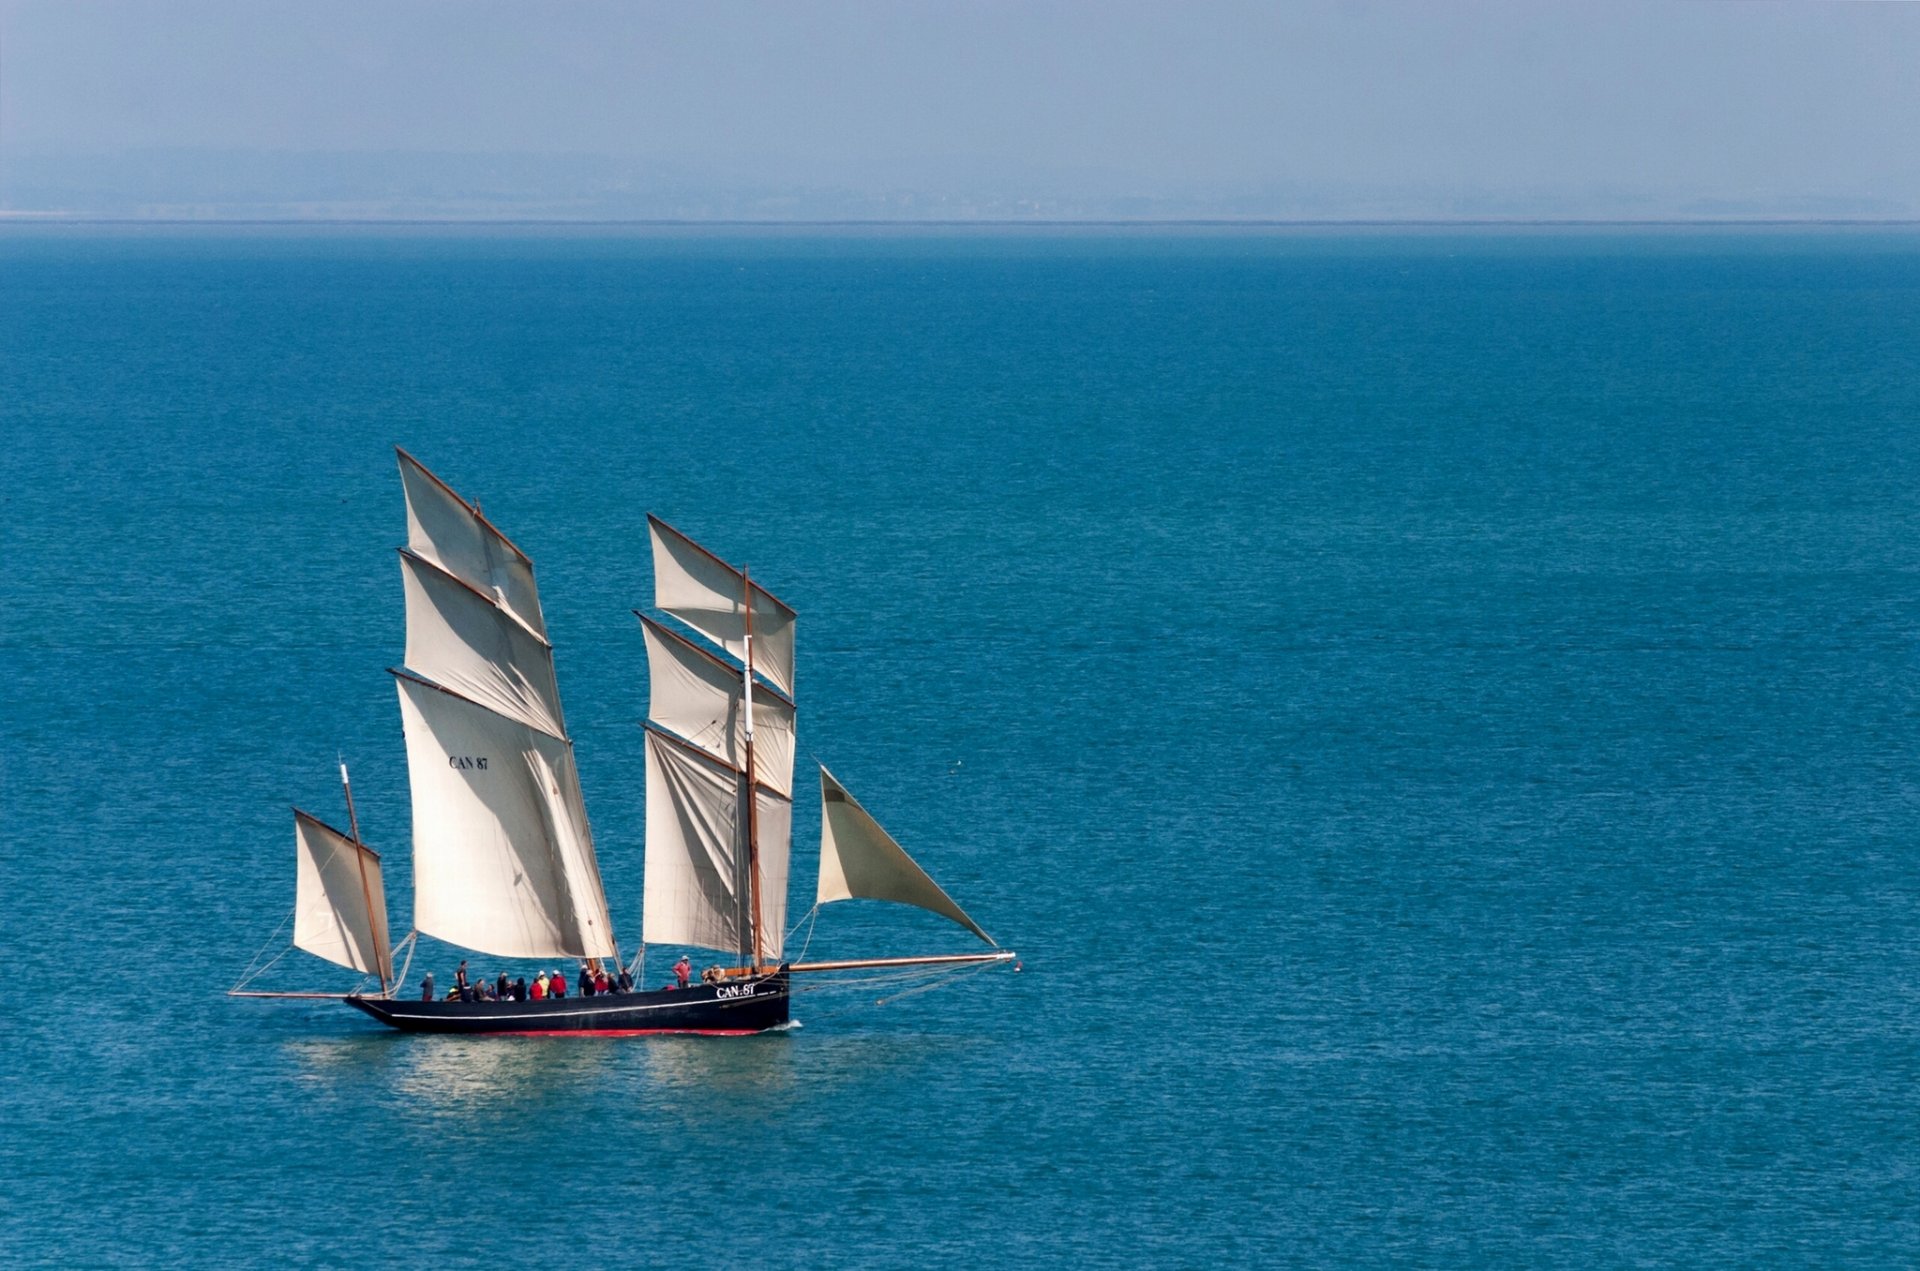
[549,970,567,999]
[420,972,435,1002]
[454,960,469,994]
[496,972,510,1001]
[532,972,548,1000]
[674,955,691,989]
[578,965,595,997]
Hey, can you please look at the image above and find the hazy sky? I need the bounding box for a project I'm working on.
[4,1,1918,219]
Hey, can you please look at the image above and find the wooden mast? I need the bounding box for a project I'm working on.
[741,565,765,972]
[340,761,392,996]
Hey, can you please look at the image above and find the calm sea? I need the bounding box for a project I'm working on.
[5,225,1920,1267]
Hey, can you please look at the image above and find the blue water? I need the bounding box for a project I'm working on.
[6,225,1920,1266]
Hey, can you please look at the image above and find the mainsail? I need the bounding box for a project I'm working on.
[640,518,795,964]
[293,810,393,978]
[816,766,995,947]
[392,450,617,961]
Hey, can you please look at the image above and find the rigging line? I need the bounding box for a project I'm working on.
[874,957,1002,1007]
[391,931,419,997]
[230,906,296,993]
[784,904,821,966]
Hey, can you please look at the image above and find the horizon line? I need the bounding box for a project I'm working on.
[6,215,1920,229]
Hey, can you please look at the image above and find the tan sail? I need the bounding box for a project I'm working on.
[648,514,796,698]
[639,615,796,797]
[293,810,392,977]
[816,766,995,947]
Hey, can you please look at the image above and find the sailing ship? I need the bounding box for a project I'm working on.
[233,449,1013,1034]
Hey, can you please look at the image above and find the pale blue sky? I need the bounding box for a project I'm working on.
[3,1,1917,219]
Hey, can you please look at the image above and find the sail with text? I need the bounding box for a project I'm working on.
[390,449,618,961]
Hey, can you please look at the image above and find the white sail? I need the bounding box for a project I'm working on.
[399,448,546,640]
[816,766,994,946]
[639,615,796,797]
[649,514,796,698]
[643,729,790,962]
[293,810,392,978]
[396,672,617,960]
[403,550,566,738]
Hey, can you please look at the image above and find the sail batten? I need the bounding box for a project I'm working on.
[293,810,392,977]
[816,766,995,947]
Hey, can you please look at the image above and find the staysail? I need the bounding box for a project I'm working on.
[393,450,617,961]
[816,766,995,947]
[293,810,393,978]
[640,518,796,963]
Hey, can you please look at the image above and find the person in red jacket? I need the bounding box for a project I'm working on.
[531,972,548,1000]
[673,955,692,989]
[549,969,567,999]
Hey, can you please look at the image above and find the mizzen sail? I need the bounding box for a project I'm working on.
[293,810,393,978]
[816,766,995,947]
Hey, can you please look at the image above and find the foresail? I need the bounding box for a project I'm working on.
[642,729,791,961]
[816,766,995,947]
[648,515,796,698]
[398,448,546,640]
[640,616,795,797]
[294,811,392,978]
[403,550,566,738]
[396,674,617,960]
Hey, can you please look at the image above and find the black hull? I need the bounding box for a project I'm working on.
[346,973,790,1035]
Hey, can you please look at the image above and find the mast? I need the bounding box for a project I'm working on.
[339,761,391,995]
[742,565,764,970]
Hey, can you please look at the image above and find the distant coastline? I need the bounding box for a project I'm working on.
[6,215,1920,228]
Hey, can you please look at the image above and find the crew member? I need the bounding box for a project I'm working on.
[674,955,691,989]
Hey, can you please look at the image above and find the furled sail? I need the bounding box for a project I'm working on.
[816,766,995,947]
[293,810,392,978]
[393,451,616,961]
[642,729,790,961]
[639,615,796,797]
[649,514,796,698]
